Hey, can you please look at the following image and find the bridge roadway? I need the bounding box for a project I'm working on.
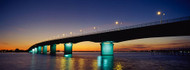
[28,17,190,56]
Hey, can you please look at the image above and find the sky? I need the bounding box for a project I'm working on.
[0,0,190,51]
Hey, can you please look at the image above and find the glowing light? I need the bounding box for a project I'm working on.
[101,41,114,56]
[64,43,73,55]
[65,43,72,46]
[70,32,72,35]
[37,46,41,54]
[34,47,38,54]
[60,57,66,70]
[43,45,47,54]
[114,62,123,70]
[29,50,31,52]
[32,49,35,54]
[64,54,72,58]
[104,42,111,44]
[97,56,114,70]
[79,58,84,70]
[115,21,119,25]
[157,11,165,24]
[80,29,82,32]
[93,27,96,29]
[157,11,161,15]
[97,56,102,67]
[92,59,98,70]
[62,34,65,37]
[163,13,165,16]
[50,44,56,55]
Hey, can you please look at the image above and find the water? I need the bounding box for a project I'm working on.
[0,52,190,70]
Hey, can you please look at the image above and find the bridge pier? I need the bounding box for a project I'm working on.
[43,45,47,54]
[37,46,42,54]
[50,44,56,55]
[64,43,73,57]
[34,47,38,54]
[101,41,114,56]
[31,49,35,54]
[29,50,32,53]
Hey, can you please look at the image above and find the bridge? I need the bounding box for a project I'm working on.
[28,16,190,57]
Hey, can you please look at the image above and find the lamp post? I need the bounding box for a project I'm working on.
[157,11,165,24]
[80,29,83,35]
[93,27,97,32]
[62,33,65,38]
[115,21,119,25]
[70,32,73,36]
[115,21,120,30]
[93,27,96,30]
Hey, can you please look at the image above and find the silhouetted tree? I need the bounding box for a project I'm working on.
[15,48,20,52]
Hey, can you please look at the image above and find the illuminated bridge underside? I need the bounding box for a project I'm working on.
[29,20,190,50]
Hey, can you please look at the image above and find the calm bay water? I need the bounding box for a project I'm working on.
[0,52,190,70]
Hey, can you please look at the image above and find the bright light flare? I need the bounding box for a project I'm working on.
[80,29,82,32]
[115,21,119,25]
[93,27,96,29]
[62,34,65,37]
[157,11,161,15]
[163,13,165,16]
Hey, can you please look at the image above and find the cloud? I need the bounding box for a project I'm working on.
[154,41,190,47]
[0,42,9,45]
[116,44,151,51]
[132,44,149,49]
[116,47,134,51]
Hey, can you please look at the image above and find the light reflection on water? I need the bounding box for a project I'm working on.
[97,56,113,70]
[0,52,190,70]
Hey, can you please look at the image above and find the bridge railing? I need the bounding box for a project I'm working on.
[52,16,190,40]
[84,16,190,35]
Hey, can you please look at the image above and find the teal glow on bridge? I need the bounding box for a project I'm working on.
[101,41,114,56]
[43,45,47,54]
[64,43,73,57]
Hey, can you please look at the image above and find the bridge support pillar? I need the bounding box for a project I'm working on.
[37,46,42,54]
[43,45,47,54]
[101,41,114,56]
[31,49,35,54]
[64,43,73,57]
[50,44,56,55]
[29,50,32,53]
[34,47,38,54]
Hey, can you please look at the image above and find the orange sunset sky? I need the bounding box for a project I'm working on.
[1,36,190,51]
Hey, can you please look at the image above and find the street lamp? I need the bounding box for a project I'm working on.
[157,11,165,24]
[157,11,161,15]
[115,21,119,25]
[62,33,65,37]
[80,29,83,35]
[70,32,72,36]
[80,29,82,32]
[93,27,96,29]
[93,27,97,32]
[115,21,120,30]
